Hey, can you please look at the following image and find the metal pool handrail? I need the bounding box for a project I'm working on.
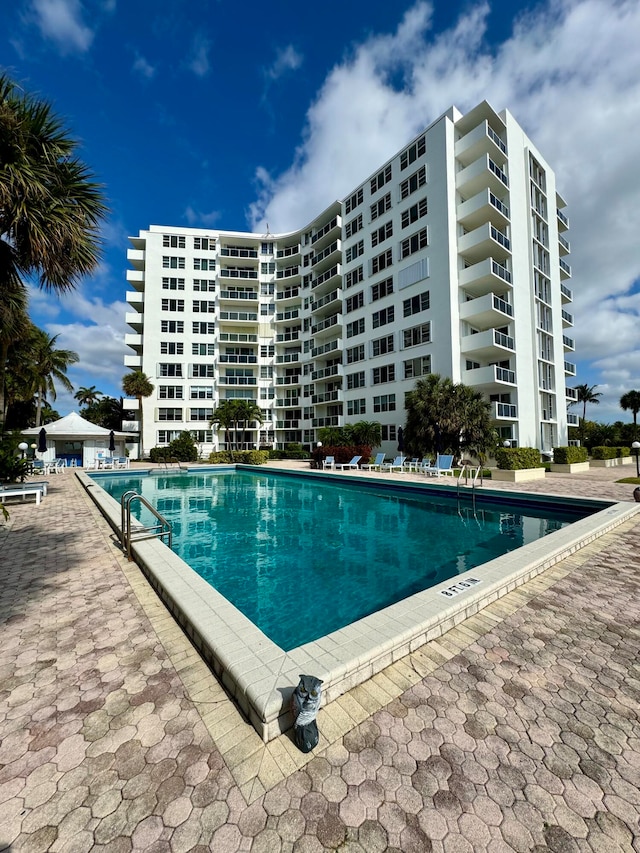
[120,490,172,561]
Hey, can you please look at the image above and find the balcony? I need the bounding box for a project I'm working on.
[275,397,299,407]
[275,352,300,364]
[459,257,512,298]
[126,312,144,332]
[311,216,340,250]
[219,311,258,323]
[564,361,577,376]
[558,233,570,255]
[311,364,344,381]
[121,420,140,432]
[276,265,301,280]
[276,287,300,302]
[560,283,573,303]
[219,268,258,280]
[559,258,571,279]
[219,247,258,259]
[461,364,516,390]
[557,209,569,231]
[311,239,341,272]
[127,248,145,270]
[276,244,301,260]
[458,223,511,263]
[311,314,342,339]
[567,413,579,426]
[218,289,259,302]
[218,354,257,364]
[124,333,143,352]
[218,332,258,343]
[461,328,515,359]
[312,339,341,358]
[494,402,517,420]
[124,354,142,368]
[456,154,509,197]
[457,188,510,230]
[311,263,341,296]
[312,416,343,428]
[126,269,145,289]
[275,309,300,322]
[218,376,257,386]
[311,288,341,315]
[126,290,144,306]
[275,331,300,343]
[455,120,507,167]
[561,309,574,327]
[275,420,301,429]
[459,292,513,330]
[563,335,575,351]
[312,390,342,405]
[276,376,302,386]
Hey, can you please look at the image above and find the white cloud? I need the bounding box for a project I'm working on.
[249,0,640,421]
[187,33,211,78]
[29,0,94,53]
[132,53,155,80]
[264,45,303,82]
[184,206,221,227]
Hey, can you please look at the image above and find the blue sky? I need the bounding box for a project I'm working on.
[2,0,639,423]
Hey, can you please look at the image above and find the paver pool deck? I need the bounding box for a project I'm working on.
[1,463,639,852]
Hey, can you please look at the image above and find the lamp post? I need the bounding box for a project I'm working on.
[632,441,640,479]
[18,442,28,483]
[503,440,511,448]
[316,441,322,470]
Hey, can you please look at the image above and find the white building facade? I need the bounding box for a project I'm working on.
[124,101,576,458]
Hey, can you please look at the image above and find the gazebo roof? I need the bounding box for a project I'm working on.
[22,411,130,439]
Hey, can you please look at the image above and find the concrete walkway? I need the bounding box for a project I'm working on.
[0,465,639,852]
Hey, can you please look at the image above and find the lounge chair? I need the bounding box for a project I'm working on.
[361,452,386,471]
[335,455,362,470]
[425,454,455,477]
[322,456,335,470]
[381,456,405,472]
[404,457,421,472]
[418,458,437,475]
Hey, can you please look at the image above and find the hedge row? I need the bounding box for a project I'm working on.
[311,445,373,467]
[207,450,270,465]
[591,446,631,460]
[552,446,588,464]
[495,447,542,470]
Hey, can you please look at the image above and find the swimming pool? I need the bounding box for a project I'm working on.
[81,465,636,741]
[95,469,588,651]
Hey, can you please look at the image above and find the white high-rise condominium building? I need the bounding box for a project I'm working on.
[124,100,576,458]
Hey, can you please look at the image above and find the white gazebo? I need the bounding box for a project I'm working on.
[22,412,132,468]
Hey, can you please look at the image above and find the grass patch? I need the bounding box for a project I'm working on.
[616,477,640,485]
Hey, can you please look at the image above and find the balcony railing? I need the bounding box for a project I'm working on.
[559,258,572,276]
[560,283,573,301]
[276,287,300,300]
[311,364,342,381]
[312,289,341,311]
[490,225,510,250]
[275,332,300,342]
[312,339,340,357]
[311,216,339,244]
[218,355,257,364]
[219,376,257,386]
[493,294,513,317]
[312,390,341,404]
[312,416,342,427]
[312,240,339,266]
[495,330,515,350]
[558,234,570,252]
[276,245,300,259]
[567,413,579,426]
[276,398,299,407]
[219,290,258,300]
[563,335,575,350]
[219,311,258,322]
[311,314,339,334]
[562,309,574,325]
[220,268,258,279]
[489,191,510,218]
[276,376,302,386]
[557,209,569,227]
[276,266,300,279]
[275,353,300,363]
[495,402,517,419]
[564,361,577,376]
[488,158,509,187]
[487,125,507,154]
[566,387,578,401]
[496,367,516,384]
[276,310,300,321]
[219,332,258,343]
[311,264,339,289]
[220,248,258,259]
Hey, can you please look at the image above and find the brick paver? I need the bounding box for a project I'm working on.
[1,464,639,851]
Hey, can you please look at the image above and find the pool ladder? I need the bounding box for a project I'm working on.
[120,490,172,561]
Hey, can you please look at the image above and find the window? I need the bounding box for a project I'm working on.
[191,364,215,378]
[401,197,428,228]
[193,258,215,271]
[381,425,397,441]
[400,228,428,259]
[370,192,391,221]
[160,342,183,355]
[371,276,394,302]
[190,408,214,421]
[373,394,396,412]
[261,242,274,254]
[403,290,430,317]
[158,430,182,443]
[346,371,366,389]
[372,248,393,274]
[370,164,392,194]
[159,363,183,377]
[190,386,214,399]
[163,235,185,248]
[372,306,394,328]
[347,399,366,416]
[372,364,395,384]
[403,354,431,379]
[403,321,431,348]
[400,135,426,170]
[260,387,275,400]
[371,334,394,357]
[159,385,184,399]
[193,237,214,250]
[158,408,183,421]
[260,344,275,357]
[261,261,276,275]
[260,303,276,316]
[162,256,185,269]
[346,344,365,364]
[162,277,185,290]
[345,214,363,239]
[345,188,363,214]
[193,279,215,291]
[161,299,184,312]
[160,320,184,333]
[192,343,215,356]
[346,318,365,338]
[399,165,427,200]
[344,266,364,289]
[192,322,215,334]
[345,291,364,313]
[260,365,273,379]
[193,300,216,313]
[345,240,364,263]
[371,221,393,247]
[191,429,213,443]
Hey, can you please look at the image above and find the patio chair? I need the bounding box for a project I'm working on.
[404,457,421,472]
[381,456,405,473]
[335,455,362,470]
[425,454,455,477]
[361,452,386,471]
[418,458,437,475]
[322,456,335,470]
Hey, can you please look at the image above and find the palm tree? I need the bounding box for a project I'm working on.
[0,280,29,430]
[235,399,264,449]
[74,385,103,408]
[345,421,382,449]
[25,328,79,426]
[210,400,241,450]
[574,383,602,424]
[620,390,640,436]
[122,370,154,459]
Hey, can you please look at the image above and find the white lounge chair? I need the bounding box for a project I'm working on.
[381,456,405,472]
[335,455,362,470]
[322,456,335,470]
[425,454,455,477]
[404,457,421,472]
[361,452,386,471]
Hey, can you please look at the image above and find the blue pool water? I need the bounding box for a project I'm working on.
[95,470,592,651]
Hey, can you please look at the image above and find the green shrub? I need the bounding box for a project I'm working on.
[232,450,269,465]
[617,446,630,458]
[311,445,372,468]
[208,451,234,464]
[495,447,541,470]
[553,446,588,464]
[149,431,198,463]
[591,446,617,460]
[0,433,30,483]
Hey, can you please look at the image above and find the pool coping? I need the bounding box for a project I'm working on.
[78,466,640,742]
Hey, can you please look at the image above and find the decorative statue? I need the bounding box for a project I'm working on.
[291,674,323,753]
